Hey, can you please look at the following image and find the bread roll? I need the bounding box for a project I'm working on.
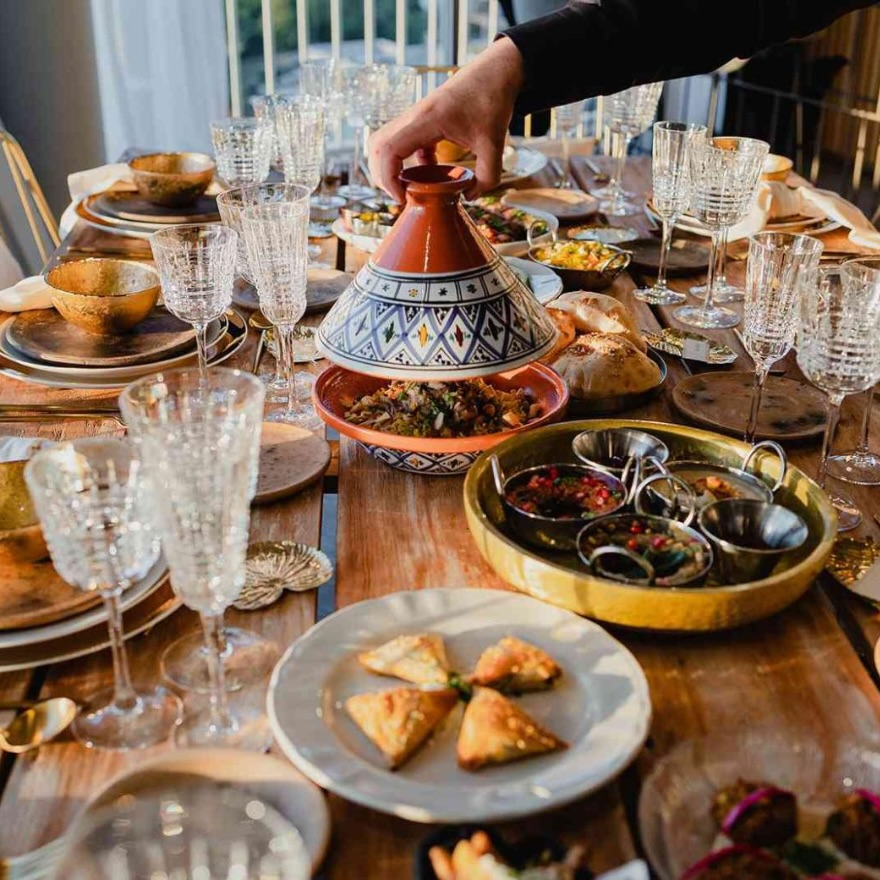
[538,307,576,364]
[549,291,646,351]
[552,333,661,399]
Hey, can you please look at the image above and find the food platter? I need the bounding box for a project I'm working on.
[268,587,651,823]
[464,419,836,632]
[0,309,247,389]
[567,349,667,416]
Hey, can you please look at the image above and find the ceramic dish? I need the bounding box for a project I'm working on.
[568,226,641,245]
[463,419,836,632]
[268,587,651,824]
[638,731,880,880]
[312,363,569,476]
[567,349,667,417]
[0,309,246,390]
[527,241,631,292]
[457,146,549,186]
[81,750,329,874]
[501,187,599,222]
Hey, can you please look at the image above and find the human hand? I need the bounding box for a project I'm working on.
[368,37,525,203]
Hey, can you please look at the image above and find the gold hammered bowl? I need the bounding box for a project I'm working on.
[45,258,160,335]
[464,419,837,632]
[0,459,47,565]
[128,151,215,206]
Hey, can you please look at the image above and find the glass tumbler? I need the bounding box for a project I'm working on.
[210,117,273,188]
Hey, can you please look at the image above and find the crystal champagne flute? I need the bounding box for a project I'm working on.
[241,197,318,429]
[594,82,664,216]
[553,100,586,188]
[210,117,273,188]
[250,93,294,172]
[675,136,769,329]
[120,368,273,748]
[150,224,237,374]
[742,232,823,443]
[634,121,706,305]
[796,261,880,531]
[25,438,182,750]
[337,66,377,201]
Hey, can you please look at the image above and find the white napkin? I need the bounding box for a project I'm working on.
[845,553,880,604]
[0,436,48,462]
[59,162,134,238]
[0,276,55,312]
[727,182,773,241]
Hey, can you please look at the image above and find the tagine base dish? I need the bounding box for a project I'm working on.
[464,419,836,632]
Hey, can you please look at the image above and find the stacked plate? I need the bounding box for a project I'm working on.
[74,185,222,240]
[0,557,178,672]
[0,308,247,389]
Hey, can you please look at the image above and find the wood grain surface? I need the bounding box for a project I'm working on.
[1,153,880,880]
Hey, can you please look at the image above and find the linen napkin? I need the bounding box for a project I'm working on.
[845,552,880,604]
[0,436,49,462]
[59,162,135,238]
[0,275,55,312]
[798,185,880,250]
[726,182,773,241]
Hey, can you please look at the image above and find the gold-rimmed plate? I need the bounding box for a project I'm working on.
[92,190,220,224]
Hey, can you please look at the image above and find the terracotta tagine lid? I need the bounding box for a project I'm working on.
[316,164,557,379]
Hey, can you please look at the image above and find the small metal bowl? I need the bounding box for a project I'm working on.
[45,258,160,335]
[577,513,714,588]
[491,457,627,551]
[698,499,809,584]
[0,459,46,565]
[128,152,215,207]
[572,428,669,479]
[527,232,631,292]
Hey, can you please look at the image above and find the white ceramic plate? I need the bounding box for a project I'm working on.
[648,204,843,239]
[0,310,247,389]
[504,255,563,304]
[269,587,651,824]
[0,557,167,649]
[82,749,330,875]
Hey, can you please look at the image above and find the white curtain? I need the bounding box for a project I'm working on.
[89,0,230,161]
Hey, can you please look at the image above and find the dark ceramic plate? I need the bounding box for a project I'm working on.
[625,238,711,277]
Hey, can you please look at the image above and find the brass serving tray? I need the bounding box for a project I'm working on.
[463,419,837,632]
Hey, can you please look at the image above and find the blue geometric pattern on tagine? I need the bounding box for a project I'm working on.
[317,255,555,377]
[362,443,478,475]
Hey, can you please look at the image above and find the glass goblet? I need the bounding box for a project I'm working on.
[337,65,377,201]
[150,224,237,374]
[24,438,182,750]
[210,117,273,188]
[797,263,880,531]
[675,136,769,330]
[249,93,293,172]
[634,121,706,306]
[120,368,274,749]
[593,82,664,216]
[241,198,319,430]
[742,232,823,443]
[553,99,586,189]
[57,784,310,880]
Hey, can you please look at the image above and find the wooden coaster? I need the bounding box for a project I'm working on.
[93,190,220,224]
[626,238,711,276]
[0,557,101,631]
[672,372,828,440]
[6,307,205,367]
[255,423,331,504]
[502,187,599,221]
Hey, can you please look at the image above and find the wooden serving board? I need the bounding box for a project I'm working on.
[92,190,220,224]
[6,307,200,368]
[0,557,101,631]
[672,371,828,440]
[626,237,711,276]
[254,423,331,504]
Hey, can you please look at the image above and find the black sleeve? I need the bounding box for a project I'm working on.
[504,0,878,115]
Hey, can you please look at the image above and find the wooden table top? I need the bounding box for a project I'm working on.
[1,152,879,878]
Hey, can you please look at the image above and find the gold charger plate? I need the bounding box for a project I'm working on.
[464,419,837,632]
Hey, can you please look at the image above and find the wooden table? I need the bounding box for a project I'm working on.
[1,153,880,877]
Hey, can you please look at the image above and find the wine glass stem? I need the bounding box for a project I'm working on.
[716,227,730,285]
[351,125,365,188]
[200,611,233,731]
[193,322,209,375]
[703,229,723,312]
[560,133,570,187]
[102,589,137,712]
[613,134,631,197]
[656,217,675,290]
[276,324,296,418]
[818,393,845,489]
[745,363,770,444]
[858,387,875,455]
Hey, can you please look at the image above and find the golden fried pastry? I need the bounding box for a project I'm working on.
[549,291,646,351]
[552,333,661,399]
[346,687,458,769]
[469,636,562,693]
[539,308,577,365]
[358,633,450,685]
[457,687,567,771]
